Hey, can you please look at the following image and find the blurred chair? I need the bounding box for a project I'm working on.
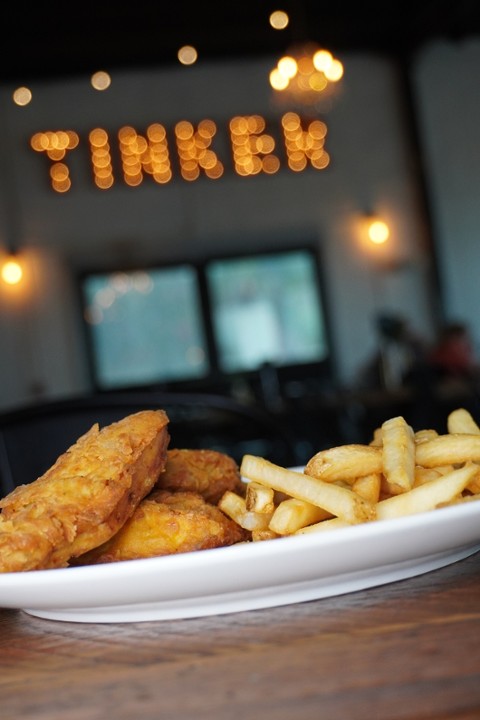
[0,391,297,497]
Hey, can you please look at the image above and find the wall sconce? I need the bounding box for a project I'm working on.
[366,217,390,245]
[358,214,410,272]
[1,254,24,286]
[358,214,391,253]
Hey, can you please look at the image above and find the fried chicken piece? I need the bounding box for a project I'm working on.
[0,410,170,573]
[158,448,244,504]
[73,489,250,564]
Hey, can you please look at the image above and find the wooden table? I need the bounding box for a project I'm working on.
[1,551,480,720]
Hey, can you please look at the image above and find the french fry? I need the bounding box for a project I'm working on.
[376,463,478,520]
[240,455,376,524]
[415,434,480,467]
[223,406,480,545]
[414,428,439,444]
[370,427,383,447]
[251,529,279,542]
[447,408,480,435]
[269,498,332,535]
[245,482,275,513]
[444,409,480,492]
[304,444,382,483]
[413,464,454,487]
[295,517,350,534]
[443,492,480,507]
[352,472,381,503]
[381,416,415,495]
[466,465,480,494]
[218,491,273,531]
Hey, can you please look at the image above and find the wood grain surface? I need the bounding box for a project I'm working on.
[1,551,480,720]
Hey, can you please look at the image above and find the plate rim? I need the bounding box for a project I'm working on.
[1,499,480,622]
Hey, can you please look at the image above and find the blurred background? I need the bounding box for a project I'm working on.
[1,0,480,464]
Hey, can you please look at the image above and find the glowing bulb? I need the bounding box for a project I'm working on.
[325,58,344,82]
[368,220,390,244]
[269,10,289,30]
[12,86,32,106]
[91,71,111,91]
[1,258,23,285]
[269,67,289,90]
[313,50,333,73]
[178,45,198,65]
[277,56,298,79]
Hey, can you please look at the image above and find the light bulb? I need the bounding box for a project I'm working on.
[1,258,23,285]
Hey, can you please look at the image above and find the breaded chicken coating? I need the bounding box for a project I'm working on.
[0,410,170,572]
[73,489,250,564]
[158,448,244,504]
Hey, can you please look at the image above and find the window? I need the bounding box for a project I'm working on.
[204,248,330,374]
[80,265,209,389]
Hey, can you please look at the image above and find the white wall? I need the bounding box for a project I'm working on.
[413,38,480,356]
[0,46,467,411]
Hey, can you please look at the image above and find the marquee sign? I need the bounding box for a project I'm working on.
[30,112,330,192]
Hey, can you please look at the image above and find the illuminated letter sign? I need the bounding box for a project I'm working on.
[30,113,330,192]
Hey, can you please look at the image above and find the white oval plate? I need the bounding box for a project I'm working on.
[0,498,479,623]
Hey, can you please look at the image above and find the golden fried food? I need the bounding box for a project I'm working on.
[0,410,170,573]
[73,489,250,564]
[157,448,244,504]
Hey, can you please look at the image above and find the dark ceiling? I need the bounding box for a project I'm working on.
[5,0,480,84]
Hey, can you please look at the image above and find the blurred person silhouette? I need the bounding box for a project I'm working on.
[355,316,479,434]
[357,313,427,391]
[427,321,479,382]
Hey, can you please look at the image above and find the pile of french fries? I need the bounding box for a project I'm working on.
[219,407,480,540]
